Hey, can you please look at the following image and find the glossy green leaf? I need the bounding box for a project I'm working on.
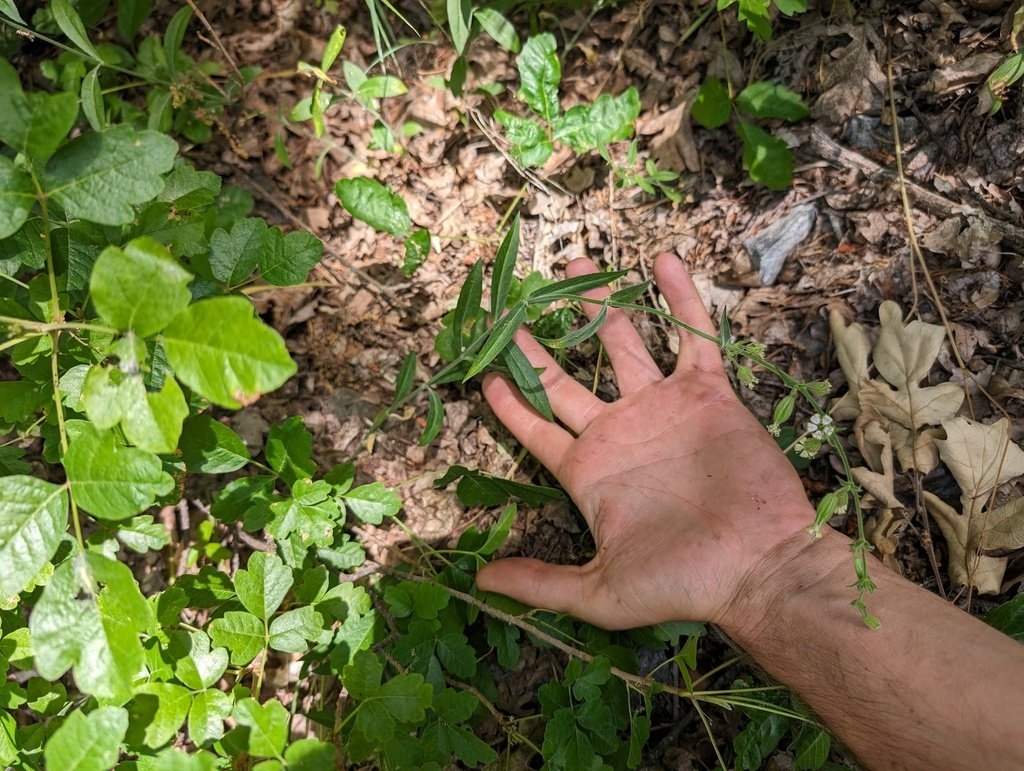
[475,7,519,52]
[116,514,171,552]
[501,340,552,420]
[43,706,127,771]
[235,552,293,620]
[260,229,323,286]
[0,66,78,161]
[491,215,520,317]
[32,554,152,701]
[526,270,626,304]
[208,611,264,665]
[452,259,484,353]
[553,88,640,152]
[692,76,732,129]
[265,416,317,484]
[187,688,232,746]
[494,110,553,167]
[985,593,1024,642]
[344,482,401,524]
[174,630,230,690]
[117,0,152,40]
[434,465,565,507]
[402,227,430,276]
[0,1,25,23]
[91,238,193,337]
[736,81,809,121]
[394,352,417,403]
[518,34,560,122]
[0,156,34,239]
[80,65,104,131]
[66,423,175,520]
[357,75,408,100]
[208,218,267,286]
[128,682,191,749]
[321,24,347,71]
[284,738,339,770]
[0,476,68,597]
[737,120,794,190]
[267,479,339,547]
[51,0,102,59]
[179,415,251,473]
[162,296,297,408]
[64,424,175,520]
[420,387,445,446]
[535,302,608,350]
[480,502,516,556]
[447,0,472,54]
[269,606,323,652]
[44,126,178,225]
[232,698,289,758]
[465,302,527,380]
[775,0,807,14]
[335,177,411,237]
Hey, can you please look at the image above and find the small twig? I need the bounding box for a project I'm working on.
[182,0,244,82]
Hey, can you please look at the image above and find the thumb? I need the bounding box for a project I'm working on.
[476,557,591,619]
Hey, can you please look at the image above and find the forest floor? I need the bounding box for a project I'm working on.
[185,0,1023,766]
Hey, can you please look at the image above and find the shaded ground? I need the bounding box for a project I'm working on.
[186,0,1023,765]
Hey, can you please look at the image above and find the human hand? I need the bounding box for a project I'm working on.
[475,253,824,631]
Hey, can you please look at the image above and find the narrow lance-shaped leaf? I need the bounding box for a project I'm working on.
[321,24,347,71]
[526,269,627,305]
[535,302,608,350]
[51,0,102,59]
[490,215,520,318]
[453,259,483,353]
[465,302,528,380]
[447,0,472,55]
[501,341,552,420]
[394,352,417,403]
[419,387,445,446]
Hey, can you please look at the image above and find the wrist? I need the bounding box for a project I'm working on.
[717,526,854,645]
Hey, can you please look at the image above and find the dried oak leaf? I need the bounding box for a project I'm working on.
[925,417,1024,594]
[857,302,964,431]
[829,308,872,421]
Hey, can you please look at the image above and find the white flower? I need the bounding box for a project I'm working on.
[807,414,835,441]
[766,423,781,437]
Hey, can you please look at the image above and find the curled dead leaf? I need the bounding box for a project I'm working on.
[934,417,1024,502]
[923,490,1007,595]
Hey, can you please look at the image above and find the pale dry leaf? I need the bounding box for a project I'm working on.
[934,417,1024,501]
[829,308,872,420]
[889,424,943,475]
[857,378,963,432]
[874,302,945,389]
[923,490,1006,595]
[852,419,901,508]
[984,497,1024,552]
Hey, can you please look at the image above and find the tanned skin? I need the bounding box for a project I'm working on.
[475,253,1024,771]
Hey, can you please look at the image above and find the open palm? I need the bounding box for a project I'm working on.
[476,254,816,630]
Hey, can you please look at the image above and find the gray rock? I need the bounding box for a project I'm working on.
[743,204,818,286]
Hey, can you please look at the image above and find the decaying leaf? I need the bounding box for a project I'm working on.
[831,303,1024,594]
[924,418,1024,594]
[923,491,1007,595]
[934,417,1024,504]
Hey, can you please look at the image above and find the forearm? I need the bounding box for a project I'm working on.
[723,528,1024,770]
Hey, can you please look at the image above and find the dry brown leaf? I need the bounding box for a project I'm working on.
[924,491,1007,595]
[934,417,1024,502]
[829,308,872,421]
[812,25,887,122]
[985,498,1024,552]
[889,425,943,475]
